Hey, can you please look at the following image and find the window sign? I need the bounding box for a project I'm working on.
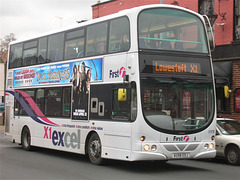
[183,91,191,110]
[234,88,240,112]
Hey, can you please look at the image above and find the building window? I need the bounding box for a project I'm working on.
[234,0,240,40]
[216,87,230,113]
[234,88,240,112]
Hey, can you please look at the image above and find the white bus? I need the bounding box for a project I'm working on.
[5,4,216,165]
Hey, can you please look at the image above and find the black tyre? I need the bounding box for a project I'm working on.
[21,127,32,151]
[226,146,240,166]
[87,133,103,165]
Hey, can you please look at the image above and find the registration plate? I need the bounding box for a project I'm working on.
[172,153,190,158]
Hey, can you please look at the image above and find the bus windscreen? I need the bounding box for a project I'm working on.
[138,8,208,53]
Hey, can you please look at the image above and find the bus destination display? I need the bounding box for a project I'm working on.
[153,61,201,74]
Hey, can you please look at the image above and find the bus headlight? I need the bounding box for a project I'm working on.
[209,143,214,150]
[204,143,214,150]
[151,145,157,151]
[144,144,150,151]
[204,143,209,150]
[144,144,157,151]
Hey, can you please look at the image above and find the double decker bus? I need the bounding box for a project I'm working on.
[5,4,216,165]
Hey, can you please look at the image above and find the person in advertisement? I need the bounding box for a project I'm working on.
[72,61,93,120]
[72,61,87,120]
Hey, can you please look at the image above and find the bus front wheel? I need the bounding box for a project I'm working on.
[87,133,103,165]
[21,127,32,151]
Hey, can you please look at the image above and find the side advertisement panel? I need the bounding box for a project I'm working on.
[13,58,102,87]
[12,58,103,120]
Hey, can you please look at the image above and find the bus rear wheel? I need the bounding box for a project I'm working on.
[87,133,103,165]
[21,127,32,151]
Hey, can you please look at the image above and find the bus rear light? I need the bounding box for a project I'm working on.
[211,135,215,141]
[140,136,145,141]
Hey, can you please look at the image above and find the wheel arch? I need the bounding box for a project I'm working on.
[20,125,33,151]
[84,130,99,155]
[21,125,31,142]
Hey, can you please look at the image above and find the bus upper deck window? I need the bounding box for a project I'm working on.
[47,33,64,62]
[138,8,208,53]
[86,22,108,56]
[65,29,85,60]
[109,17,130,53]
[9,43,23,68]
[38,37,47,64]
[23,40,37,66]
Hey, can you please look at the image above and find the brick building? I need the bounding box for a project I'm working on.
[92,0,240,121]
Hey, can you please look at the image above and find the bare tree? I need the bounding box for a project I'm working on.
[0,33,16,57]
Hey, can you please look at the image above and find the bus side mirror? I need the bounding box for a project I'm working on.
[124,75,129,82]
[118,88,127,101]
[224,86,232,98]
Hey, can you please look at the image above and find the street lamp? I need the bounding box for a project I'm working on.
[207,13,218,26]
[207,1,218,26]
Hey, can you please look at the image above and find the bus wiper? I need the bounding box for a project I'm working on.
[171,75,212,84]
[142,74,212,84]
[170,76,196,84]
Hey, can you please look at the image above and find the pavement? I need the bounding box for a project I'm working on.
[0,125,4,132]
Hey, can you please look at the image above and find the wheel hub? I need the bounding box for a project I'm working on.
[228,150,237,163]
[23,132,30,147]
[89,140,101,158]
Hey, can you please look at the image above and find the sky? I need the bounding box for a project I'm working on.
[0,0,107,41]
